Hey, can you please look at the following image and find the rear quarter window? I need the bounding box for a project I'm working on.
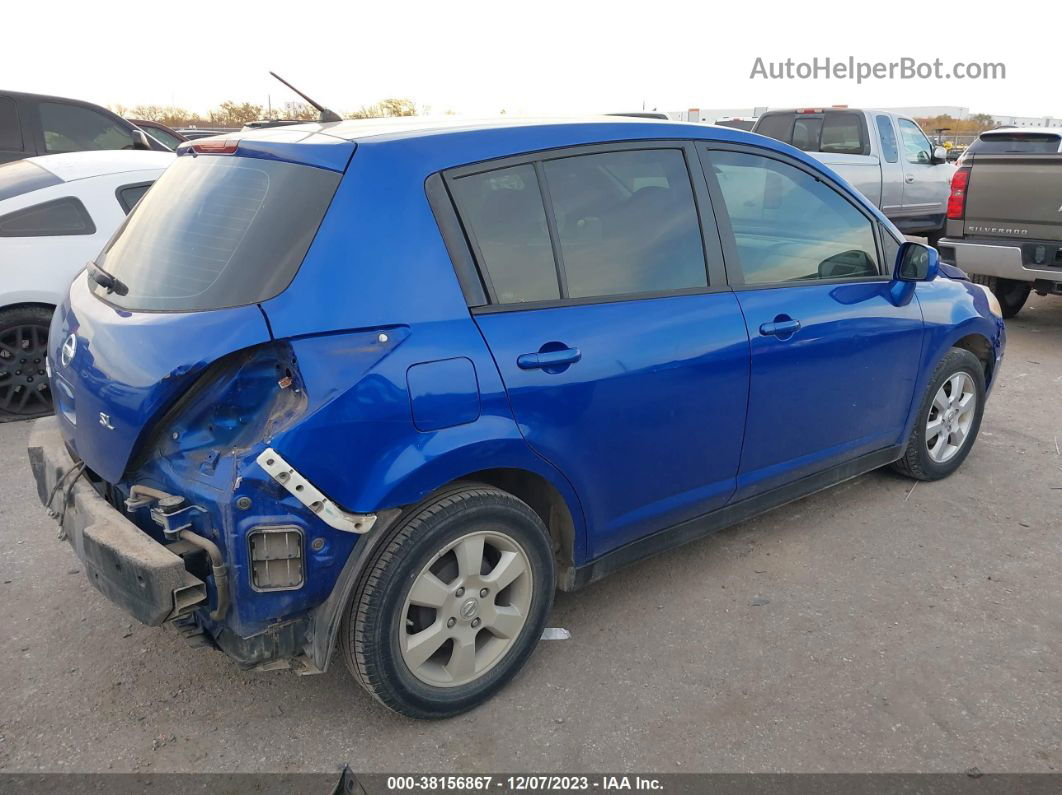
[0,196,95,237]
[876,115,899,163]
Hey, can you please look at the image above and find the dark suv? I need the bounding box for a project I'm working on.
[0,90,167,163]
[29,118,1005,718]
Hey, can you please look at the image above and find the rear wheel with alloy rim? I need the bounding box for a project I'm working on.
[892,347,986,480]
[341,485,555,718]
[0,306,53,420]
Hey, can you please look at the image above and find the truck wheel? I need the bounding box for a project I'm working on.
[970,274,1030,318]
[892,347,986,481]
[0,306,53,420]
[341,485,555,719]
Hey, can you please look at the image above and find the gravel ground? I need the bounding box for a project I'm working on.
[0,295,1059,774]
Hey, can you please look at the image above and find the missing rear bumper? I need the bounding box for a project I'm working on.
[27,417,208,626]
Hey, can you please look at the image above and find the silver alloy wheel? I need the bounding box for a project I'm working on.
[926,371,977,464]
[399,530,533,687]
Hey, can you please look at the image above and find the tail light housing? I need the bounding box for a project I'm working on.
[947,167,971,220]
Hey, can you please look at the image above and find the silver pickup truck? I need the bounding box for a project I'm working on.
[937,128,1062,317]
[753,108,955,244]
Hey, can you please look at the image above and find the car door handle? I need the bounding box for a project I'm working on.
[759,319,801,337]
[517,347,582,369]
[904,173,915,183]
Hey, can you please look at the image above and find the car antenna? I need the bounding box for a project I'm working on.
[268,71,342,123]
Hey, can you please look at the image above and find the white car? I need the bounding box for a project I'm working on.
[0,150,173,419]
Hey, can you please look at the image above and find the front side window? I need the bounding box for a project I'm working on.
[449,164,559,304]
[542,149,707,299]
[39,102,135,153]
[897,118,932,165]
[0,196,95,237]
[708,150,879,284]
[876,115,899,163]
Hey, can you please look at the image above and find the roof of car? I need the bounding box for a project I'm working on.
[235,115,720,144]
[27,151,175,182]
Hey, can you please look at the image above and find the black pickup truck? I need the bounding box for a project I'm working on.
[938,128,1062,317]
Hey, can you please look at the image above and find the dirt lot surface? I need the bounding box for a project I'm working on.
[1,296,1059,774]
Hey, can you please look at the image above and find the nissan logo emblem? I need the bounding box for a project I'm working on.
[61,333,77,367]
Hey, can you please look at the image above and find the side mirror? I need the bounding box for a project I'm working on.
[931,145,948,164]
[894,241,939,282]
[132,129,152,151]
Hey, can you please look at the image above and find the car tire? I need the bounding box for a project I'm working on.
[926,229,944,248]
[0,305,54,421]
[341,484,555,719]
[970,274,1030,318]
[892,347,986,481]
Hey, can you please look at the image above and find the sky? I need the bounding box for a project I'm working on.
[4,0,1057,119]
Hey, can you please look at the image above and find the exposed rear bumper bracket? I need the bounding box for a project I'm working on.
[256,447,376,534]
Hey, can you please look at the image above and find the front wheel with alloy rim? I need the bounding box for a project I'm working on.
[892,347,986,481]
[341,485,555,718]
[0,306,54,420]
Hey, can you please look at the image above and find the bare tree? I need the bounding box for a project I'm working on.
[344,98,417,120]
[208,101,265,126]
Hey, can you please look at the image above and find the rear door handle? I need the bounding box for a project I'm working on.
[759,319,801,337]
[517,347,582,369]
[904,173,915,183]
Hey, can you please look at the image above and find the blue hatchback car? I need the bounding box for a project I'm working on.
[29,117,1005,718]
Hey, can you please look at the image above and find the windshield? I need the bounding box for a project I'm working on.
[92,154,341,311]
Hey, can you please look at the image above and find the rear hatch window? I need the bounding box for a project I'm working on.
[92,154,341,311]
[969,132,1061,154]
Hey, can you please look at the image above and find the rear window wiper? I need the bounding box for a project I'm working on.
[88,262,129,296]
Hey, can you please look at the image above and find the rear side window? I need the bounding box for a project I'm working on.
[708,150,879,284]
[116,182,153,213]
[449,165,560,303]
[0,160,62,201]
[876,115,899,163]
[39,101,135,153]
[93,155,341,311]
[969,133,1062,154]
[0,96,22,151]
[0,196,95,237]
[542,149,707,298]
